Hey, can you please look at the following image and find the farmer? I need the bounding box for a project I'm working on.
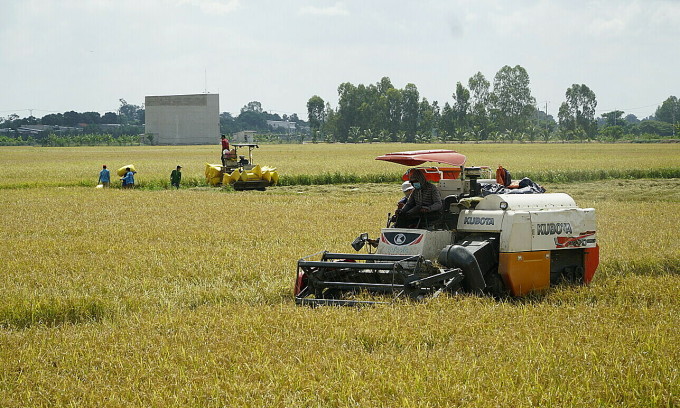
[121,167,136,189]
[397,181,414,210]
[394,169,442,228]
[387,181,415,227]
[170,165,182,189]
[221,135,230,167]
[98,165,110,187]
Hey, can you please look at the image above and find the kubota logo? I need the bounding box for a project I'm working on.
[536,222,573,235]
[381,232,424,246]
[463,216,495,226]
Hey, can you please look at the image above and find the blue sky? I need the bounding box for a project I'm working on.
[1,0,679,120]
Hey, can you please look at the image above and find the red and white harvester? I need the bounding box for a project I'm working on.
[294,150,599,306]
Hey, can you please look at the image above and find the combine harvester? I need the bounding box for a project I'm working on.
[294,150,599,306]
[205,143,279,191]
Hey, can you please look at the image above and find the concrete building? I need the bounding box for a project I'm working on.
[145,93,219,145]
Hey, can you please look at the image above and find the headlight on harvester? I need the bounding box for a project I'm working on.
[351,233,369,251]
[500,201,508,210]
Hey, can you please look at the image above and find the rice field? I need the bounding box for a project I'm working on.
[0,144,678,407]
[1,143,680,188]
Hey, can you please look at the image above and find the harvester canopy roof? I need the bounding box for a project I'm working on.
[375,150,467,166]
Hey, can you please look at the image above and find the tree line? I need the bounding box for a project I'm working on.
[0,99,310,146]
[0,99,147,146]
[307,67,680,143]
[2,74,678,146]
[219,101,305,135]
[1,99,145,129]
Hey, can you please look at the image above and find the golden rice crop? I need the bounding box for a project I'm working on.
[0,177,678,406]
[2,143,680,188]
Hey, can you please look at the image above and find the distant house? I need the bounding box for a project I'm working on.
[99,124,122,131]
[267,120,296,131]
[16,125,80,136]
[18,125,52,134]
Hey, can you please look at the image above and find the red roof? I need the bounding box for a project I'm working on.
[375,150,467,166]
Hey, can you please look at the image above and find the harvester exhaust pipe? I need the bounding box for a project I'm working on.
[465,166,482,197]
[438,245,486,294]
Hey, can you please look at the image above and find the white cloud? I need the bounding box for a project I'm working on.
[177,0,241,14]
[1,0,678,118]
[299,2,349,16]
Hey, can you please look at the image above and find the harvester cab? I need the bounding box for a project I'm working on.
[205,143,279,191]
[294,150,599,306]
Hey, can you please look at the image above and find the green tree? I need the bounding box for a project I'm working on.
[654,96,679,126]
[101,112,118,124]
[63,111,82,127]
[533,107,556,137]
[386,87,403,139]
[638,120,674,136]
[336,82,360,142]
[468,72,490,107]
[417,98,438,139]
[41,113,63,126]
[241,101,263,113]
[306,95,325,135]
[401,83,420,142]
[118,99,143,125]
[558,102,573,134]
[624,114,640,125]
[601,110,624,127]
[468,72,491,137]
[464,126,483,143]
[559,84,598,139]
[238,110,267,129]
[322,103,338,142]
[219,112,238,134]
[377,77,394,95]
[439,102,455,139]
[82,111,101,124]
[372,77,394,133]
[599,125,624,141]
[453,82,470,133]
[490,65,535,132]
[347,126,361,143]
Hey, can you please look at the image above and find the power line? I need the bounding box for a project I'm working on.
[0,108,60,114]
[595,102,662,114]
[0,109,31,113]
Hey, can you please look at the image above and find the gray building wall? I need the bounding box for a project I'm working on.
[145,93,219,145]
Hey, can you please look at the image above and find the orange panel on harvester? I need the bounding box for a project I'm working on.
[499,251,551,296]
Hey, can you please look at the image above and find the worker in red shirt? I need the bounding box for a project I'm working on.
[221,135,230,167]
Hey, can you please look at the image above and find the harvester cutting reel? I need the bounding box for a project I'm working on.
[294,251,465,307]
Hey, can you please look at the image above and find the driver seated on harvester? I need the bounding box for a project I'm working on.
[393,168,443,228]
